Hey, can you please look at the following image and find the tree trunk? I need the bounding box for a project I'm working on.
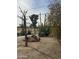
[25,33,28,47]
[24,15,28,47]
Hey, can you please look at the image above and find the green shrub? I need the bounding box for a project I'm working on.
[39,25,50,37]
[17,30,25,36]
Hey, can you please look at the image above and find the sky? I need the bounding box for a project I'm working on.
[17,0,51,26]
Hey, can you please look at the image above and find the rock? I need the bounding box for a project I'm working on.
[27,35,40,42]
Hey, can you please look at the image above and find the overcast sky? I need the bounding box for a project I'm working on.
[17,0,51,26]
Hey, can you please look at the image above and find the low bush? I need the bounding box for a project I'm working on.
[17,30,25,36]
[39,26,50,37]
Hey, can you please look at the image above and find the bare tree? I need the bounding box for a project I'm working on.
[17,7,28,47]
[18,7,28,33]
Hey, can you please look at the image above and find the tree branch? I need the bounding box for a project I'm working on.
[17,15,24,20]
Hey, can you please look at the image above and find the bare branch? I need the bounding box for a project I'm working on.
[19,7,24,14]
[17,15,24,20]
[24,10,28,15]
